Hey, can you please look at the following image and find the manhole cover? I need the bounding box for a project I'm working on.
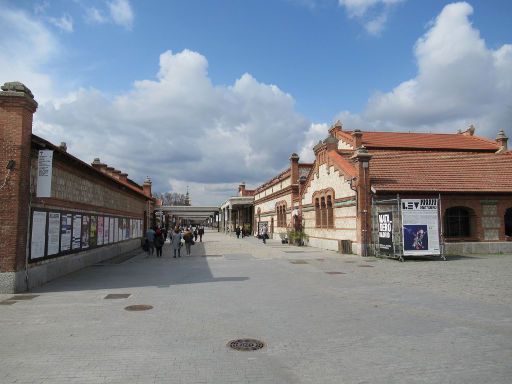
[358,264,374,267]
[325,271,346,275]
[105,294,131,299]
[8,295,39,300]
[124,304,153,311]
[290,260,308,264]
[228,339,265,351]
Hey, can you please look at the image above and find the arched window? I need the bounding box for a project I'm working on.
[321,197,327,228]
[276,202,287,227]
[505,208,512,237]
[315,198,320,227]
[444,207,473,237]
[327,195,334,228]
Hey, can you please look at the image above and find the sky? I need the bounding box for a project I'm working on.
[1,0,511,205]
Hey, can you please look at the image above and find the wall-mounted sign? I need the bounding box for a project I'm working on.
[401,199,440,256]
[36,150,53,197]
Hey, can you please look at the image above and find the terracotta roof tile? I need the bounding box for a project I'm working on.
[339,131,499,151]
[370,151,512,193]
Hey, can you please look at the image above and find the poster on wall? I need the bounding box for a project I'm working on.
[109,217,114,243]
[72,214,82,249]
[36,150,53,198]
[47,212,61,256]
[60,214,72,252]
[125,218,130,240]
[97,216,104,246]
[378,212,393,255]
[401,199,440,256]
[114,218,119,242]
[119,218,125,241]
[89,216,97,247]
[81,215,90,249]
[31,211,47,259]
[103,217,109,245]
[258,221,268,237]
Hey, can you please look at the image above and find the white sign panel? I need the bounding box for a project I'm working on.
[31,211,47,259]
[36,150,53,198]
[401,198,440,256]
[47,212,60,255]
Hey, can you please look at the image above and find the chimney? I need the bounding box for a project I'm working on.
[496,129,509,153]
[290,153,300,184]
[328,119,343,137]
[112,169,121,180]
[143,176,152,197]
[462,124,476,136]
[298,175,307,195]
[59,142,67,152]
[119,172,128,182]
[238,181,246,196]
[352,129,363,148]
[91,158,107,173]
[105,166,115,177]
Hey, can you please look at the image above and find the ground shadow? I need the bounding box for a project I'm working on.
[31,239,248,293]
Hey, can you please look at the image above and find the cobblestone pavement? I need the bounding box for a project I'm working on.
[1,230,512,383]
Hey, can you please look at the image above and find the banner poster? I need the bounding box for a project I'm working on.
[131,220,135,239]
[378,211,393,255]
[60,214,72,252]
[114,218,119,242]
[89,216,97,247]
[118,218,124,241]
[401,198,440,256]
[81,215,90,249]
[103,217,109,245]
[97,216,104,246]
[72,214,82,249]
[47,212,61,256]
[109,217,114,243]
[258,221,268,237]
[36,150,53,198]
[125,218,130,240]
[31,211,47,259]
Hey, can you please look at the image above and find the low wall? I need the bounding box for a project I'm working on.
[445,241,512,255]
[0,239,140,293]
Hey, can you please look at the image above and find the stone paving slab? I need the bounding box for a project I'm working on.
[1,229,512,383]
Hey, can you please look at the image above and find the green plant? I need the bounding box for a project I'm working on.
[288,229,309,246]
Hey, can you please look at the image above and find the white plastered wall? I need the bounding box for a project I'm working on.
[254,177,293,238]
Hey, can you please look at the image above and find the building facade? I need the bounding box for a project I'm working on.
[0,82,154,293]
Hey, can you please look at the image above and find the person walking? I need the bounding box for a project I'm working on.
[235,226,241,239]
[198,225,204,242]
[193,226,198,242]
[261,225,268,244]
[155,227,164,258]
[145,227,156,256]
[183,227,194,256]
[170,227,182,258]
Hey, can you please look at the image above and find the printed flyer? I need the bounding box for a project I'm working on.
[31,211,47,259]
[47,212,61,256]
[401,199,440,256]
[60,214,72,252]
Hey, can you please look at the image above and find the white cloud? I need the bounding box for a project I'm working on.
[0,5,59,103]
[35,50,309,205]
[108,0,134,30]
[337,2,512,139]
[299,123,330,162]
[84,7,107,24]
[48,13,74,33]
[338,0,405,35]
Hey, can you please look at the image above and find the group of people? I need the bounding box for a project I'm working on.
[144,225,205,258]
[234,226,248,239]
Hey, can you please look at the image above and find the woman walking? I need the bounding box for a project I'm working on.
[170,227,182,258]
[155,227,164,258]
[183,227,194,256]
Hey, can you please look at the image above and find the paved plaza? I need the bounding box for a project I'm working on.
[1,230,512,384]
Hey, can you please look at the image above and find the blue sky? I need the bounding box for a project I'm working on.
[1,0,511,204]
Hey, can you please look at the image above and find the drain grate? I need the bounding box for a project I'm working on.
[105,294,131,299]
[290,260,308,264]
[325,271,346,275]
[124,304,153,311]
[228,339,265,351]
[8,295,39,301]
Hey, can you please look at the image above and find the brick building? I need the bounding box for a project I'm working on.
[220,182,255,233]
[0,82,154,293]
[248,120,511,257]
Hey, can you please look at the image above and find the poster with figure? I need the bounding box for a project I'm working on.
[72,214,82,249]
[378,211,393,255]
[258,221,268,237]
[97,216,104,246]
[103,217,109,244]
[89,216,97,247]
[401,199,440,256]
[81,216,90,249]
[47,212,61,255]
[60,214,72,252]
[31,211,47,259]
